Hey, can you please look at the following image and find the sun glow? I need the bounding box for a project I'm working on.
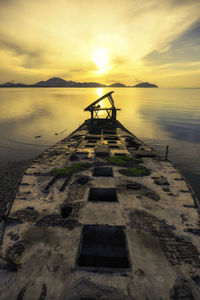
[96,88,103,97]
[92,47,110,73]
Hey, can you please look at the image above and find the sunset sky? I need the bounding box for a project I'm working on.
[0,0,200,87]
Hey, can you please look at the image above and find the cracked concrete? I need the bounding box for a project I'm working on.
[0,118,200,299]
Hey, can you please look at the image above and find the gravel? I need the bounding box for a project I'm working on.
[0,160,31,221]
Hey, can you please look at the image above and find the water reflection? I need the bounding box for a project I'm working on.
[140,104,200,143]
[1,87,200,152]
[0,87,200,198]
[96,88,103,97]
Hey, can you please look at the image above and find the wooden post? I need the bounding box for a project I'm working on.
[112,108,116,120]
[165,145,169,160]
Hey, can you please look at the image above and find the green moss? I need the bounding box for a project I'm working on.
[119,166,150,177]
[51,162,88,177]
[52,168,71,176]
[108,155,141,167]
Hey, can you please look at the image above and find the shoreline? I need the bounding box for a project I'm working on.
[0,160,31,222]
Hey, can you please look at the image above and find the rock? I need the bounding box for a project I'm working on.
[126,183,142,190]
[12,207,39,222]
[144,190,160,201]
[180,189,190,193]
[8,232,19,241]
[6,242,25,265]
[152,176,169,185]
[162,187,170,192]
[77,176,89,185]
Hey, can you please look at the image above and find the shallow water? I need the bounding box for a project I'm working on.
[0,87,200,199]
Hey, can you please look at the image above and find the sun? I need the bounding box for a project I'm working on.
[92,47,110,73]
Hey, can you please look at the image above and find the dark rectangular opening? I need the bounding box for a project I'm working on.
[89,130,102,135]
[93,167,113,177]
[103,130,116,135]
[104,136,119,141]
[77,225,130,269]
[88,188,117,202]
[109,145,119,149]
[95,152,109,157]
[60,176,71,191]
[44,175,58,192]
[127,144,139,149]
[87,140,97,143]
[75,152,88,159]
[61,206,73,218]
[95,145,110,157]
[85,145,95,148]
[86,136,101,140]
[114,153,127,156]
[108,140,117,144]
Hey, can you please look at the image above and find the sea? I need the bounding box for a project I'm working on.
[0,87,200,200]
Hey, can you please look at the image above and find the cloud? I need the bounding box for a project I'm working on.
[143,21,200,66]
[0,34,47,69]
[111,55,128,66]
[0,0,200,86]
[172,0,200,6]
[0,37,30,56]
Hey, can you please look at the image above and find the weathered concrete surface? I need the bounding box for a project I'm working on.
[0,119,200,300]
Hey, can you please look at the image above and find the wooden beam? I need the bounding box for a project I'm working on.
[84,91,114,111]
[89,108,120,111]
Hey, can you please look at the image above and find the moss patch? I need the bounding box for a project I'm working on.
[108,155,142,167]
[119,166,150,177]
[51,162,88,177]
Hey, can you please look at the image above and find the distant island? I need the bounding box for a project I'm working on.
[0,77,158,88]
[134,82,158,88]
[109,82,127,87]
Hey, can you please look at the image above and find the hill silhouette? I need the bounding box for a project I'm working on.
[109,83,127,87]
[134,82,158,88]
[34,77,106,87]
[0,77,158,88]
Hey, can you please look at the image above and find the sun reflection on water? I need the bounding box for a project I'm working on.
[96,88,103,97]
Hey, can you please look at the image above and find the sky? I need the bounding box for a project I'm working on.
[0,0,200,87]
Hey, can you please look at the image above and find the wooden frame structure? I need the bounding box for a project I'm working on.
[84,91,120,120]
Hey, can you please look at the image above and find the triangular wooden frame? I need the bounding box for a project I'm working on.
[84,91,120,120]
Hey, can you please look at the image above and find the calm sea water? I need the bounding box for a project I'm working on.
[0,87,200,199]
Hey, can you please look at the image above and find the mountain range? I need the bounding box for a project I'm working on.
[0,77,158,88]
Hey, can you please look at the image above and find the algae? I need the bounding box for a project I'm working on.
[51,162,88,177]
[108,155,141,167]
[119,166,150,177]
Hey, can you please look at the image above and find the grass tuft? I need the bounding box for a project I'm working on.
[119,166,150,177]
[51,162,88,177]
[108,155,142,167]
